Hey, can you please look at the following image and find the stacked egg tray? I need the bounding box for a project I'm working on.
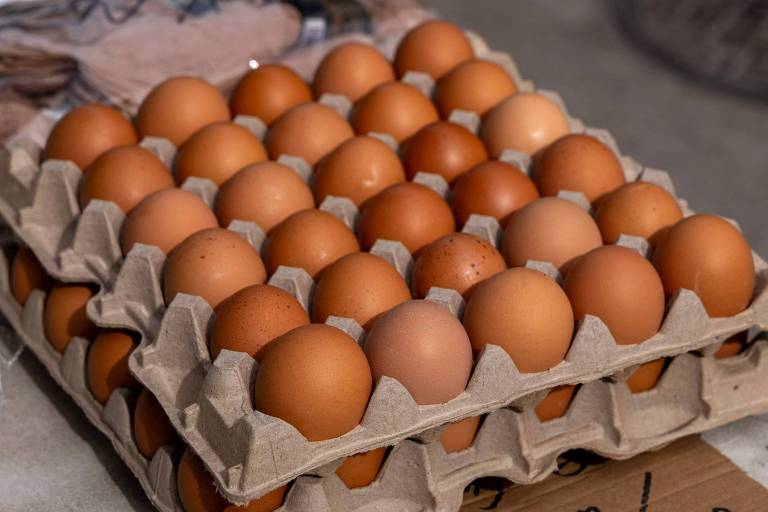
[2,30,768,512]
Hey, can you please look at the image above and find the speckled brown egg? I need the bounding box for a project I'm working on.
[535,385,576,422]
[266,209,359,279]
[394,20,474,80]
[463,268,573,372]
[120,188,219,255]
[435,59,517,117]
[411,232,506,300]
[133,387,179,459]
[365,300,473,405]
[313,42,395,102]
[564,245,665,345]
[502,197,602,272]
[312,252,411,331]
[401,121,488,184]
[596,181,684,246]
[481,92,570,157]
[440,416,480,453]
[209,284,309,361]
[533,134,625,205]
[136,76,230,147]
[44,284,98,353]
[163,228,266,308]
[351,81,439,143]
[11,246,51,306]
[230,64,312,125]
[253,324,372,441]
[175,122,267,186]
[653,214,755,318]
[266,102,354,166]
[215,161,314,234]
[43,104,138,171]
[451,160,539,227]
[626,358,666,393]
[336,448,387,489]
[79,145,174,213]
[87,330,140,404]
[358,182,455,255]
[313,135,405,206]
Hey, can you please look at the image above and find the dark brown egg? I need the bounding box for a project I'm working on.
[335,448,387,489]
[175,122,267,186]
[411,232,506,300]
[133,387,179,459]
[86,330,140,404]
[119,188,219,255]
[266,102,354,166]
[435,59,517,117]
[535,385,576,422]
[401,121,488,184]
[440,416,480,453]
[44,285,98,353]
[79,145,174,213]
[230,64,312,125]
[451,160,539,227]
[43,104,138,170]
[534,134,625,205]
[715,332,747,359]
[313,42,395,102]
[11,246,51,306]
[394,20,474,79]
[653,214,755,318]
[351,81,439,143]
[626,358,666,393]
[209,284,310,362]
[313,135,405,206]
[136,76,230,147]
[359,182,455,255]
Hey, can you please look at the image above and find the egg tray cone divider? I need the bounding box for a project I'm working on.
[0,242,184,512]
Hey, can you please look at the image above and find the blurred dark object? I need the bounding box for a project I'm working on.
[282,0,372,46]
[617,0,768,100]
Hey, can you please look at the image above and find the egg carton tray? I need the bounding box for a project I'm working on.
[0,242,184,512]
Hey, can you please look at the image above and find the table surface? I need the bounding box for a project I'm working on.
[1,1,767,511]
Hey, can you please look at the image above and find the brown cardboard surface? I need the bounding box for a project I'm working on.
[460,435,768,511]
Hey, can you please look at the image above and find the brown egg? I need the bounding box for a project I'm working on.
[393,20,474,79]
[411,232,506,300]
[502,197,602,272]
[336,448,387,489]
[253,324,372,441]
[175,122,267,186]
[358,182,455,255]
[178,448,286,512]
[133,387,179,459]
[43,104,138,171]
[564,245,665,345]
[266,209,359,279]
[715,332,747,359]
[440,416,481,453]
[44,285,98,353]
[120,188,219,255]
[87,330,140,404]
[136,76,230,147]
[533,134,625,205]
[312,252,411,330]
[11,246,51,306]
[435,59,517,117]
[215,161,314,234]
[481,92,570,157]
[401,121,488,184]
[266,102,354,166]
[313,135,405,206]
[626,358,665,393]
[596,182,683,247]
[653,214,755,318]
[79,145,174,213]
[351,81,439,143]
[230,64,312,125]
[163,228,266,308]
[463,268,573,372]
[365,300,472,405]
[209,284,309,362]
[535,385,576,422]
[451,160,539,227]
[313,42,395,102]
